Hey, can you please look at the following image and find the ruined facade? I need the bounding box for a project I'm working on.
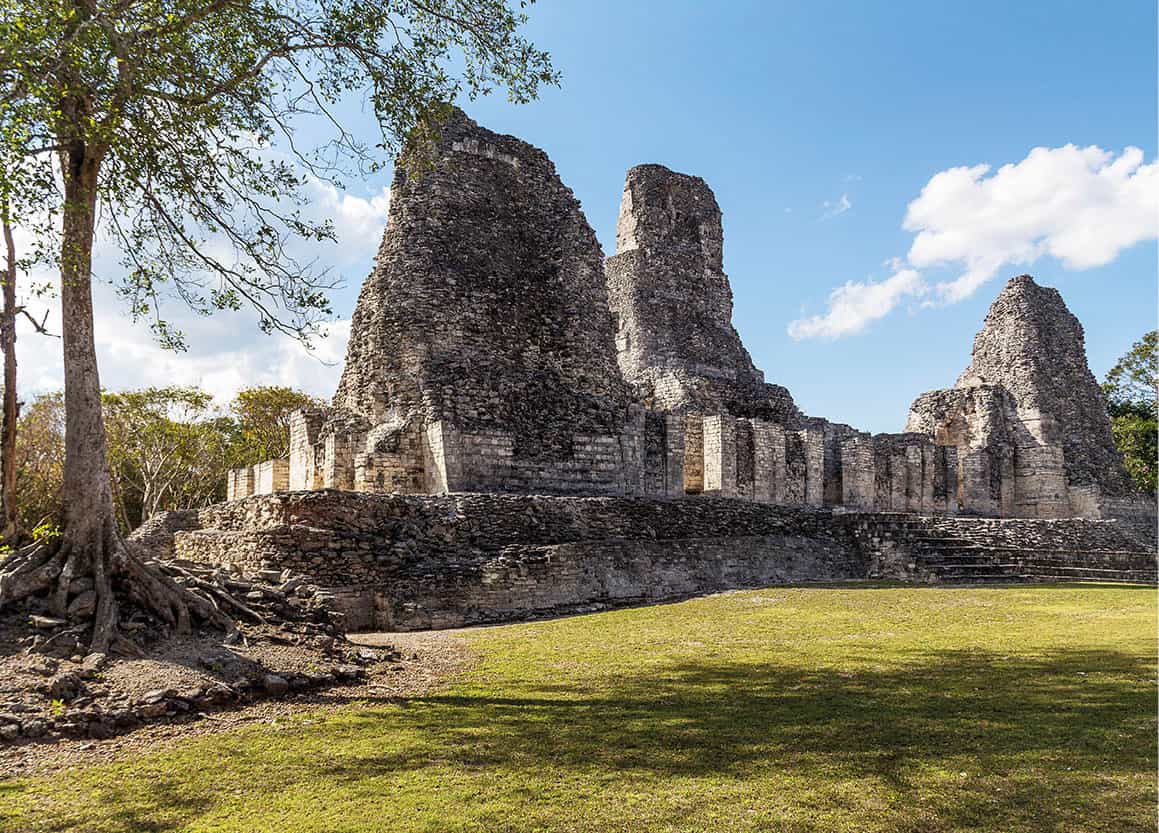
[224,109,1146,529]
[906,275,1142,520]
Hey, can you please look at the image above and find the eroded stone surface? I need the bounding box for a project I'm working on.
[604,165,799,421]
[907,275,1141,519]
[335,109,632,459]
[219,113,1143,531]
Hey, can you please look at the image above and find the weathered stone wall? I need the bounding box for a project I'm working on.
[329,108,636,496]
[176,491,865,630]
[223,115,1139,532]
[170,492,1155,632]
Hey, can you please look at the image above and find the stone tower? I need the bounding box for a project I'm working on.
[907,274,1136,517]
[603,165,799,422]
[323,108,640,495]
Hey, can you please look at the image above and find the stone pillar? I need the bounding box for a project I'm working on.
[227,467,254,501]
[288,409,326,491]
[703,415,737,497]
[253,459,289,495]
[323,433,356,491]
[769,424,787,505]
[424,421,463,494]
[620,406,648,497]
[751,420,774,504]
[840,436,875,510]
[663,414,686,496]
[803,427,825,507]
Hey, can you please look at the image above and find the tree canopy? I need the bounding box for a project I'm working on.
[0,0,557,652]
[1103,331,1157,495]
[1,0,558,346]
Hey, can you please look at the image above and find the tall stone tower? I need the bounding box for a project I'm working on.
[321,108,640,495]
[908,275,1136,518]
[603,165,799,423]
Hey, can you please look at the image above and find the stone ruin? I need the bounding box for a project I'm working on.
[227,109,1143,524]
[195,109,1153,630]
[907,275,1141,521]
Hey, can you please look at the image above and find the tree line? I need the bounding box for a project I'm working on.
[12,385,319,535]
[1103,330,1157,496]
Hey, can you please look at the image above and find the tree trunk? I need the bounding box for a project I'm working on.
[0,112,233,652]
[55,142,126,649]
[1,209,19,541]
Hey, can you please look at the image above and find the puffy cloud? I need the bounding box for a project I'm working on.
[787,268,925,340]
[789,144,1157,338]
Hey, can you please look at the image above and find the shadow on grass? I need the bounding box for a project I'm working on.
[20,646,1156,833]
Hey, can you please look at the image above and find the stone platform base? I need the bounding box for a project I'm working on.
[158,491,1156,632]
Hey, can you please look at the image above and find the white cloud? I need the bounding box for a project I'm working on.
[789,144,1158,338]
[821,193,852,219]
[787,268,925,340]
[907,144,1157,303]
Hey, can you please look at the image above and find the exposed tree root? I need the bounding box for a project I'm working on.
[0,522,241,654]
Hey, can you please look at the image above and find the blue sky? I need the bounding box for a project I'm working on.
[21,0,1157,433]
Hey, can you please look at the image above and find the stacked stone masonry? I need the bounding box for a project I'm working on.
[225,109,1148,528]
[210,108,1156,632]
[172,492,1157,632]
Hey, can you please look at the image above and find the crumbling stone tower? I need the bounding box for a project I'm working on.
[907,275,1138,518]
[295,109,644,496]
[224,111,1138,528]
[604,165,799,422]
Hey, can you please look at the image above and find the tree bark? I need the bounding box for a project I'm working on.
[56,137,127,649]
[1,209,19,541]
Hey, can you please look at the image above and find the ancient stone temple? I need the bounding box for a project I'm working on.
[286,110,642,497]
[907,275,1142,521]
[223,109,1143,526]
[190,108,1154,631]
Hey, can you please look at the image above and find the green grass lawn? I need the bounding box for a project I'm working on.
[4,583,1156,833]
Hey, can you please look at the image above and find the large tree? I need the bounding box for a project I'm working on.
[0,0,556,651]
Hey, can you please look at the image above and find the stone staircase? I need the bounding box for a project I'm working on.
[907,532,1157,584]
[849,514,1157,585]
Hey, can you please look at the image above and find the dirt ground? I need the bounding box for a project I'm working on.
[0,630,471,779]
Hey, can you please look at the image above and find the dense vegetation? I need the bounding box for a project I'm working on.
[4,584,1154,832]
[13,385,318,533]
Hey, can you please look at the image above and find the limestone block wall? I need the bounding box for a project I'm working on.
[176,492,866,630]
[288,409,327,491]
[169,492,1154,633]
[226,468,254,501]
[840,434,958,514]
